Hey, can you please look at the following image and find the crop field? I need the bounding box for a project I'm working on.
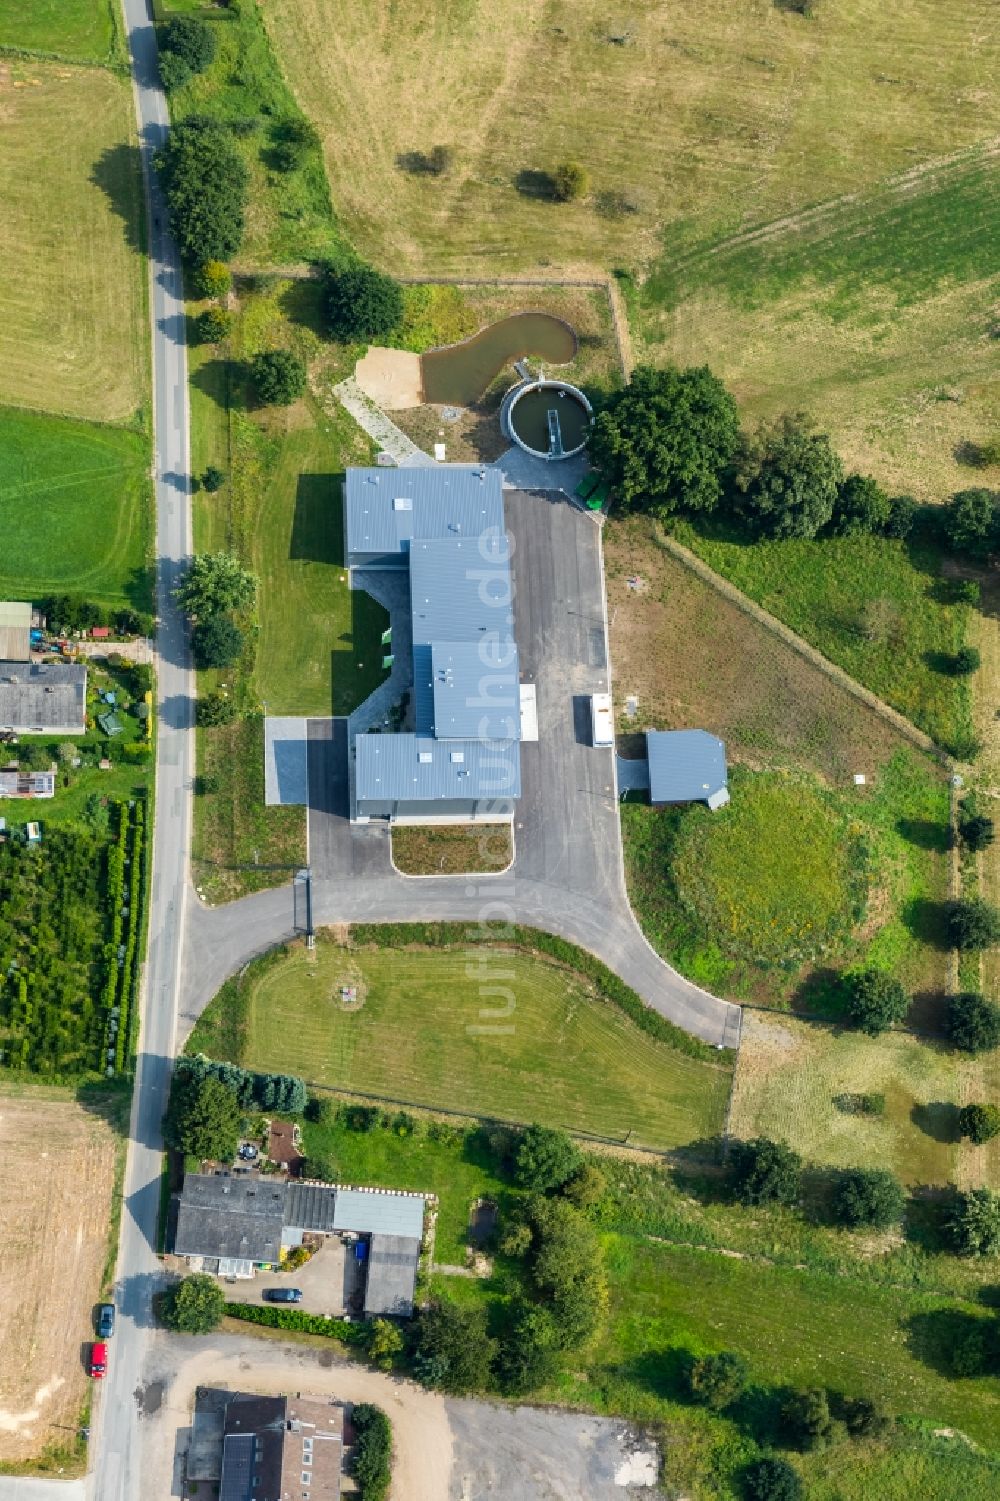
[186,933,731,1151]
[0,407,151,608]
[0,1084,118,1468]
[0,60,146,421]
[261,0,1000,279]
[0,1,120,61]
[729,1011,1000,1191]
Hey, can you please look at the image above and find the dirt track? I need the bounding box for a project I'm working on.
[0,1088,117,1463]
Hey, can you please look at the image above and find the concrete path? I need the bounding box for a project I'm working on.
[333,376,436,465]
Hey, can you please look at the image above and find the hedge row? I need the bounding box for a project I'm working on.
[224,1302,370,1346]
[101,805,130,1071]
[117,803,145,1069]
[348,922,720,1062]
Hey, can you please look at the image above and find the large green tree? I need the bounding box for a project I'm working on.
[412,1300,496,1393]
[958,1103,1000,1144]
[687,1350,750,1410]
[251,349,307,406]
[164,1071,241,1161]
[736,412,844,538]
[191,614,243,669]
[948,900,1000,953]
[588,364,741,518]
[845,969,910,1035]
[729,1137,802,1207]
[832,1167,906,1229]
[156,118,248,264]
[829,473,890,536]
[160,16,217,74]
[947,991,1000,1053]
[948,1188,1000,1256]
[743,1457,803,1501]
[943,488,999,559]
[324,263,403,343]
[161,1273,226,1334]
[514,1124,582,1193]
[176,552,256,618]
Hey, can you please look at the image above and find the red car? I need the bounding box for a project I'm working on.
[89,1342,107,1379]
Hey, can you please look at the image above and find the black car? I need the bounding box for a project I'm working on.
[262,1287,302,1304]
[96,1303,116,1339]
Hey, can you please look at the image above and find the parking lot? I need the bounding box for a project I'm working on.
[221,1235,364,1317]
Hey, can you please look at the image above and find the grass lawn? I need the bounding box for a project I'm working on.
[0,0,120,60]
[260,0,1000,283]
[623,754,950,1006]
[0,407,152,609]
[673,518,973,753]
[186,932,732,1152]
[729,1011,1000,1192]
[390,824,512,876]
[0,61,147,422]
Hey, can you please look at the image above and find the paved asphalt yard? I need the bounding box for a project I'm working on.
[182,489,740,1046]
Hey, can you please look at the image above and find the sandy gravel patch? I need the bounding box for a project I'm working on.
[355,346,423,409]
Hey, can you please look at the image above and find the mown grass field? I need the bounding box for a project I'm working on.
[0,59,146,421]
[0,407,152,608]
[186,933,732,1151]
[0,0,120,61]
[390,824,512,876]
[672,519,972,754]
[644,144,1000,498]
[260,0,1000,280]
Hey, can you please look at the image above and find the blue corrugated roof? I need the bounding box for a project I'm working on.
[356,732,521,803]
[646,730,728,805]
[332,1188,425,1239]
[408,535,515,642]
[345,466,504,558]
[430,641,520,739]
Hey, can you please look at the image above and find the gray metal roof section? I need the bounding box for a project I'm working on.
[0,602,31,662]
[408,535,515,643]
[284,1181,339,1233]
[355,732,521,805]
[363,1234,421,1317]
[0,660,86,732]
[263,716,309,805]
[173,1174,286,1263]
[332,1188,425,1239]
[346,466,504,559]
[430,641,520,740]
[646,729,728,806]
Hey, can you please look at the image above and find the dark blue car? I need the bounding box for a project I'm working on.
[263,1287,302,1304]
[96,1303,116,1339]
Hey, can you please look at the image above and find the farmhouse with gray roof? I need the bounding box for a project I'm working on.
[346,466,521,824]
[0,659,87,735]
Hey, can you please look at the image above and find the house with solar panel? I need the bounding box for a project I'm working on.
[172,1171,425,1317]
[344,466,521,824]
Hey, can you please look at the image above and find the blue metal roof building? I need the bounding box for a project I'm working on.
[348,467,521,824]
[646,730,729,809]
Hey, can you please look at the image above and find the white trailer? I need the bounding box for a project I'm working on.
[590,692,613,748]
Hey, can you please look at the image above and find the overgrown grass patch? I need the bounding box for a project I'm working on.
[390,824,512,876]
[673,519,972,752]
[0,0,120,61]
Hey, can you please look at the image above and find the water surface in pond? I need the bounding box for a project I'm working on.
[420,312,577,405]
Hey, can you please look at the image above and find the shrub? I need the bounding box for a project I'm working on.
[588,363,741,519]
[368,1319,404,1371]
[224,1303,368,1345]
[498,1219,533,1258]
[958,1102,1000,1144]
[196,690,236,728]
[196,307,233,344]
[202,465,225,493]
[729,1137,802,1207]
[551,160,589,201]
[948,901,1000,953]
[947,992,1000,1053]
[943,488,999,558]
[304,1095,338,1126]
[514,1125,583,1193]
[959,802,994,851]
[845,969,910,1035]
[300,1154,337,1183]
[528,1195,607,1350]
[687,1350,750,1410]
[426,143,454,176]
[325,264,404,343]
[884,494,918,538]
[270,118,319,173]
[342,1103,379,1132]
[193,259,232,299]
[736,412,844,539]
[413,1301,497,1393]
[158,50,193,92]
[155,118,248,264]
[191,614,243,669]
[829,473,890,536]
[496,1303,562,1395]
[950,646,981,676]
[950,1324,990,1377]
[841,1394,890,1439]
[831,1167,906,1229]
[561,1161,607,1212]
[743,1456,803,1501]
[352,1404,392,1501]
[948,1188,1000,1256]
[251,349,307,406]
[160,15,217,75]
[161,1273,225,1334]
[781,1386,836,1450]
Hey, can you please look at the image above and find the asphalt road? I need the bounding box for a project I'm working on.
[87,3,194,1498]
[182,492,740,1048]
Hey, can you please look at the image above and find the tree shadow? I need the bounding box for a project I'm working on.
[923,649,961,676]
[191,358,241,411]
[907,987,950,1036]
[954,439,993,469]
[279,275,328,337]
[896,818,951,853]
[792,967,847,1022]
[905,1307,994,1378]
[290,474,344,564]
[901,897,951,950]
[910,1100,961,1143]
[90,142,145,255]
[76,1077,133,1136]
[515,168,558,201]
[616,1346,695,1403]
[903,1184,959,1253]
[799,1165,840,1226]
